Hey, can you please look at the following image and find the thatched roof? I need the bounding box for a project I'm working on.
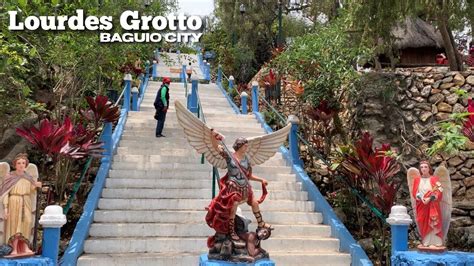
[392,17,444,49]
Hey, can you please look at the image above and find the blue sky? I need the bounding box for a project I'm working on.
[178,0,214,16]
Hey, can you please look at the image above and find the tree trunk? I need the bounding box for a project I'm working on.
[437,13,464,71]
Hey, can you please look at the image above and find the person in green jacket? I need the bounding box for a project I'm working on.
[154,77,171,137]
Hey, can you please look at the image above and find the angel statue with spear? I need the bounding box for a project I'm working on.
[407,160,452,252]
[175,101,291,262]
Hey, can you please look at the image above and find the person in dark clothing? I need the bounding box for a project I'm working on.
[154,77,171,137]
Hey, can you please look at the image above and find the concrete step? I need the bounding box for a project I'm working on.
[78,253,200,266]
[98,198,315,212]
[89,223,331,238]
[115,143,285,160]
[109,164,293,175]
[119,133,280,141]
[112,154,287,165]
[105,178,301,190]
[101,188,308,201]
[123,125,264,132]
[116,137,285,149]
[78,251,351,266]
[127,112,256,120]
[94,210,323,225]
[83,236,339,254]
[114,147,284,159]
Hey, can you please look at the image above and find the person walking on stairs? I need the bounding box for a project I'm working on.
[154,77,171,137]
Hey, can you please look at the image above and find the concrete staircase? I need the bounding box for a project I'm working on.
[77,65,351,265]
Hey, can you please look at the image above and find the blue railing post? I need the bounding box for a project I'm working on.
[101,122,113,164]
[39,205,66,265]
[288,115,302,166]
[387,205,412,256]
[229,75,234,93]
[124,73,132,111]
[182,64,186,83]
[152,60,158,80]
[252,81,259,112]
[132,86,139,111]
[217,64,222,84]
[202,60,207,73]
[138,73,144,98]
[189,78,199,113]
[241,91,248,114]
[145,60,150,80]
[205,62,211,81]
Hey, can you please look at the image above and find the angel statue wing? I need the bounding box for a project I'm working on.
[246,124,291,166]
[175,100,292,168]
[0,163,9,185]
[0,162,10,244]
[406,167,420,228]
[433,165,452,242]
[175,100,227,169]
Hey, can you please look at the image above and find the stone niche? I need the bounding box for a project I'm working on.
[352,66,474,249]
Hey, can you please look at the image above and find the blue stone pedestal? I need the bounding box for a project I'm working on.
[392,251,474,266]
[199,254,275,266]
[0,256,53,266]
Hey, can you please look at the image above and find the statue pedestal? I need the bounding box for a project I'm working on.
[199,254,275,266]
[0,257,53,265]
[392,251,474,266]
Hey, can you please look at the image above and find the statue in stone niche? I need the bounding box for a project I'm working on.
[174,101,290,262]
[407,160,452,251]
[0,153,41,257]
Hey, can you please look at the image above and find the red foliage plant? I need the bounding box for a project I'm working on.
[306,100,337,123]
[81,96,120,128]
[16,117,73,157]
[263,69,277,87]
[16,95,119,160]
[336,132,401,216]
[462,98,474,142]
[16,116,103,159]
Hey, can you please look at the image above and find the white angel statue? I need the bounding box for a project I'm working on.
[0,153,41,257]
[175,101,290,251]
[407,160,452,251]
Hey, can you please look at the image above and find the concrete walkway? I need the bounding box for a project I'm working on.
[76,57,351,266]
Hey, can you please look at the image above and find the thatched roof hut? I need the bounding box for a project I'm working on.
[392,17,444,49]
[381,17,445,66]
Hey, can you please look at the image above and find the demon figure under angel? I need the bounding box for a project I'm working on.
[175,101,291,263]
